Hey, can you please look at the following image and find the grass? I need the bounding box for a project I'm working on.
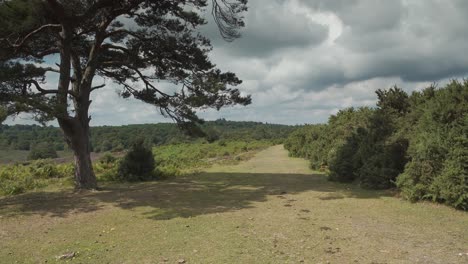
[153,140,273,172]
[0,145,467,263]
[0,150,73,164]
[0,150,29,164]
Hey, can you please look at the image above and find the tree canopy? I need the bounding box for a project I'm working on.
[0,0,250,124]
[0,0,250,189]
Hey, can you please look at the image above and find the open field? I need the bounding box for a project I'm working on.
[0,150,73,164]
[0,150,114,165]
[0,145,467,263]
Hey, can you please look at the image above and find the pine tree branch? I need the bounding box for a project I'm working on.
[28,80,78,98]
[5,24,61,50]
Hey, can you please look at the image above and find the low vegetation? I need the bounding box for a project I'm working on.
[0,160,73,195]
[0,140,273,196]
[284,80,468,210]
[153,140,272,171]
[0,120,286,196]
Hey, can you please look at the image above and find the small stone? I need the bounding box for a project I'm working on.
[177,259,186,264]
[56,252,75,260]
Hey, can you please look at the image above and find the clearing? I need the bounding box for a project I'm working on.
[0,145,467,263]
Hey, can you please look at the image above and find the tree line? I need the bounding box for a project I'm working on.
[284,80,467,210]
[0,119,296,153]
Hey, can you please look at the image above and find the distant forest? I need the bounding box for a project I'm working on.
[0,119,296,152]
[284,80,467,209]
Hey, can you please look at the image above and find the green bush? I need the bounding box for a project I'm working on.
[285,81,468,209]
[99,152,117,164]
[117,140,156,182]
[395,81,468,209]
[94,153,119,181]
[357,154,400,189]
[28,142,58,160]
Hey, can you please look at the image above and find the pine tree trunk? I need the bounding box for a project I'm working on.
[71,129,97,189]
[59,118,97,189]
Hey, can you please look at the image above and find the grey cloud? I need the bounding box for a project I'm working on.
[80,0,468,124]
[306,0,404,33]
[7,0,468,126]
[203,0,328,58]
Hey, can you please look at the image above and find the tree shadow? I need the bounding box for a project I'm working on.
[0,172,394,220]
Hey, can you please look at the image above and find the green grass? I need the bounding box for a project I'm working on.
[0,145,466,263]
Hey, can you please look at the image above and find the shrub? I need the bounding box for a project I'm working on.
[99,152,117,164]
[284,81,467,209]
[28,142,58,160]
[94,153,119,182]
[328,133,362,183]
[397,136,468,209]
[204,127,220,143]
[395,81,468,209]
[117,140,156,181]
[0,160,74,195]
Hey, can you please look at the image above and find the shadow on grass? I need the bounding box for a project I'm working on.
[0,172,394,220]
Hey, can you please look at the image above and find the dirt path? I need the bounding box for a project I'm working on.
[1,145,467,263]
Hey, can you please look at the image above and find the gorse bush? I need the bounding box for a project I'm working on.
[285,107,373,171]
[285,80,468,209]
[396,81,468,209]
[116,140,156,182]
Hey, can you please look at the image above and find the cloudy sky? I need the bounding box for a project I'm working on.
[6,0,468,126]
